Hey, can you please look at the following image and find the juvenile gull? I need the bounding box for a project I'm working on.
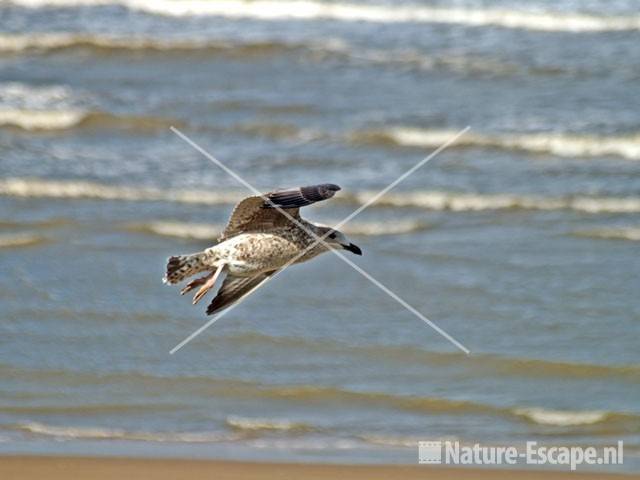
[163,184,362,315]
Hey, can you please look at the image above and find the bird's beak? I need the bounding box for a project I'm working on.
[343,242,362,256]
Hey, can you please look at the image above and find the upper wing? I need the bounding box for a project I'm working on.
[218,196,282,241]
[264,184,341,209]
[205,271,277,316]
[218,184,340,241]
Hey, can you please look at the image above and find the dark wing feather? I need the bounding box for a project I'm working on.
[218,196,289,241]
[264,184,340,209]
[206,271,277,316]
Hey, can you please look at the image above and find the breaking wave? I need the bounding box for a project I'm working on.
[356,434,426,448]
[572,227,640,242]
[225,415,315,433]
[346,190,640,214]
[0,233,48,248]
[10,422,239,442]
[2,361,638,433]
[8,398,637,434]
[353,128,640,161]
[127,221,222,241]
[4,412,633,450]
[7,0,640,32]
[0,32,346,58]
[5,420,415,450]
[0,178,244,204]
[342,219,429,236]
[0,82,93,130]
[0,108,86,130]
[127,219,429,241]
[218,332,640,383]
[0,109,180,131]
[252,384,635,431]
[0,82,84,130]
[0,33,525,77]
[0,82,179,131]
[0,34,554,78]
[514,408,612,427]
[0,82,78,108]
[3,178,640,214]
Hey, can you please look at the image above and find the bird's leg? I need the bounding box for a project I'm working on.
[192,263,225,305]
[180,273,212,296]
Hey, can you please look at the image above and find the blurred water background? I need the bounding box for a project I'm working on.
[0,0,639,472]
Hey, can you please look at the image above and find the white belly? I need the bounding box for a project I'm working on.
[210,233,298,276]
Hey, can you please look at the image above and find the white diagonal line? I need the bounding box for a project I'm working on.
[245,127,470,278]
[169,275,274,354]
[322,249,470,354]
[175,125,467,351]
[331,126,469,232]
[180,127,468,337]
[169,126,468,352]
[169,126,470,354]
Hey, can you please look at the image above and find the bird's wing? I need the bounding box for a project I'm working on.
[206,270,277,316]
[218,196,278,241]
[264,183,341,209]
[218,184,341,241]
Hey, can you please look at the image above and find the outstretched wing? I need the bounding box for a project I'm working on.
[264,184,341,209]
[218,196,279,242]
[206,271,277,316]
[218,184,340,241]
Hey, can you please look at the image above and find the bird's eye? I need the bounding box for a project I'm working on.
[328,233,336,239]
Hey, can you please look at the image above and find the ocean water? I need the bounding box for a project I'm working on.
[0,0,639,472]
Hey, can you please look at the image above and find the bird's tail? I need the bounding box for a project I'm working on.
[163,252,210,285]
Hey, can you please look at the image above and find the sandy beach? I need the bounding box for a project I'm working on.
[0,457,637,480]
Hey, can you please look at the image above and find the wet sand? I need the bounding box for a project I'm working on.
[0,456,637,480]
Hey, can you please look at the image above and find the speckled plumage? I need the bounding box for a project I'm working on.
[163,184,361,316]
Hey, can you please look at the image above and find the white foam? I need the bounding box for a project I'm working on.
[249,437,360,450]
[0,33,518,77]
[0,82,81,108]
[131,221,222,240]
[0,178,243,204]
[0,108,87,130]
[0,33,82,52]
[131,219,427,240]
[0,82,90,130]
[7,0,640,32]
[352,190,640,214]
[573,227,640,242]
[0,32,344,55]
[16,422,237,442]
[340,219,429,236]
[0,232,46,248]
[0,32,195,52]
[358,434,421,448]
[2,178,640,214]
[226,415,312,432]
[514,408,609,426]
[377,128,640,161]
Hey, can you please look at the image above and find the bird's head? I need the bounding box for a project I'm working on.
[315,226,362,256]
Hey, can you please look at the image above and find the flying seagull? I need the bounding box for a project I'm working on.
[163,184,362,315]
